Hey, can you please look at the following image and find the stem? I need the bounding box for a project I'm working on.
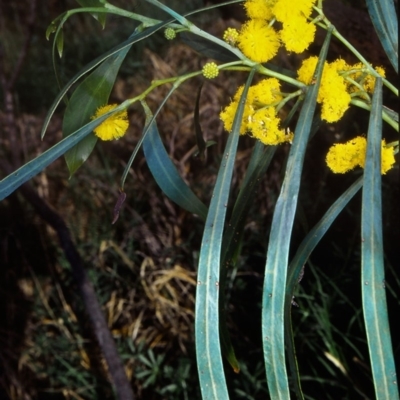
[276,90,303,113]
[257,64,304,88]
[351,99,399,131]
[313,6,398,96]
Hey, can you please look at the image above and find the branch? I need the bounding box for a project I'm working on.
[0,161,134,400]
[27,189,134,399]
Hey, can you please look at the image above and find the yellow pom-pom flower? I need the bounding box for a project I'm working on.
[219,78,290,146]
[326,137,367,173]
[237,19,280,63]
[381,141,396,174]
[318,64,351,122]
[250,78,282,105]
[244,0,275,21]
[365,66,386,92]
[220,98,255,135]
[273,0,316,22]
[91,104,129,141]
[297,56,318,85]
[223,27,239,46]
[280,16,316,53]
[202,62,219,79]
[297,57,351,122]
[330,58,351,73]
[249,107,293,145]
[326,137,396,174]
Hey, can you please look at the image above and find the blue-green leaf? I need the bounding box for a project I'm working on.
[365,0,398,72]
[195,68,256,400]
[0,105,126,201]
[141,102,208,221]
[361,78,399,400]
[261,27,333,399]
[285,176,363,400]
[119,83,183,191]
[219,141,275,374]
[219,96,303,374]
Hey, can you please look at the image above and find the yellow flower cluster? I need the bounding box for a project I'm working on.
[326,136,396,174]
[202,62,219,79]
[341,62,386,96]
[297,57,351,122]
[220,78,293,145]
[237,20,280,63]
[273,0,316,53]
[297,57,386,122]
[225,0,317,63]
[91,104,129,141]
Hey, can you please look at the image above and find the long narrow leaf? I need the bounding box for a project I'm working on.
[0,104,128,200]
[365,0,398,72]
[119,82,183,190]
[218,142,274,373]
[195,68,256,400]
[361,77,399,400]
[285,177,363,400]
[141,101,208,221]
[261,28,333,399]
[218,96,304,374]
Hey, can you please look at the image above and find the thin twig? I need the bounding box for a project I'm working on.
[0,160,135,400]
[0,2,134,394]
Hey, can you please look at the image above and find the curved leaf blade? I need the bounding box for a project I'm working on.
[0,106,124,201]
[261,28,333,399]
[218,141,274,373]
[119,83,183,191]
[285,176,363,400]
[361,78,399,400]
[218,95,303,376]
[195,68,256,400]
[141,102,208,221]
[62,44,131,176]
[365,0,398,72]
